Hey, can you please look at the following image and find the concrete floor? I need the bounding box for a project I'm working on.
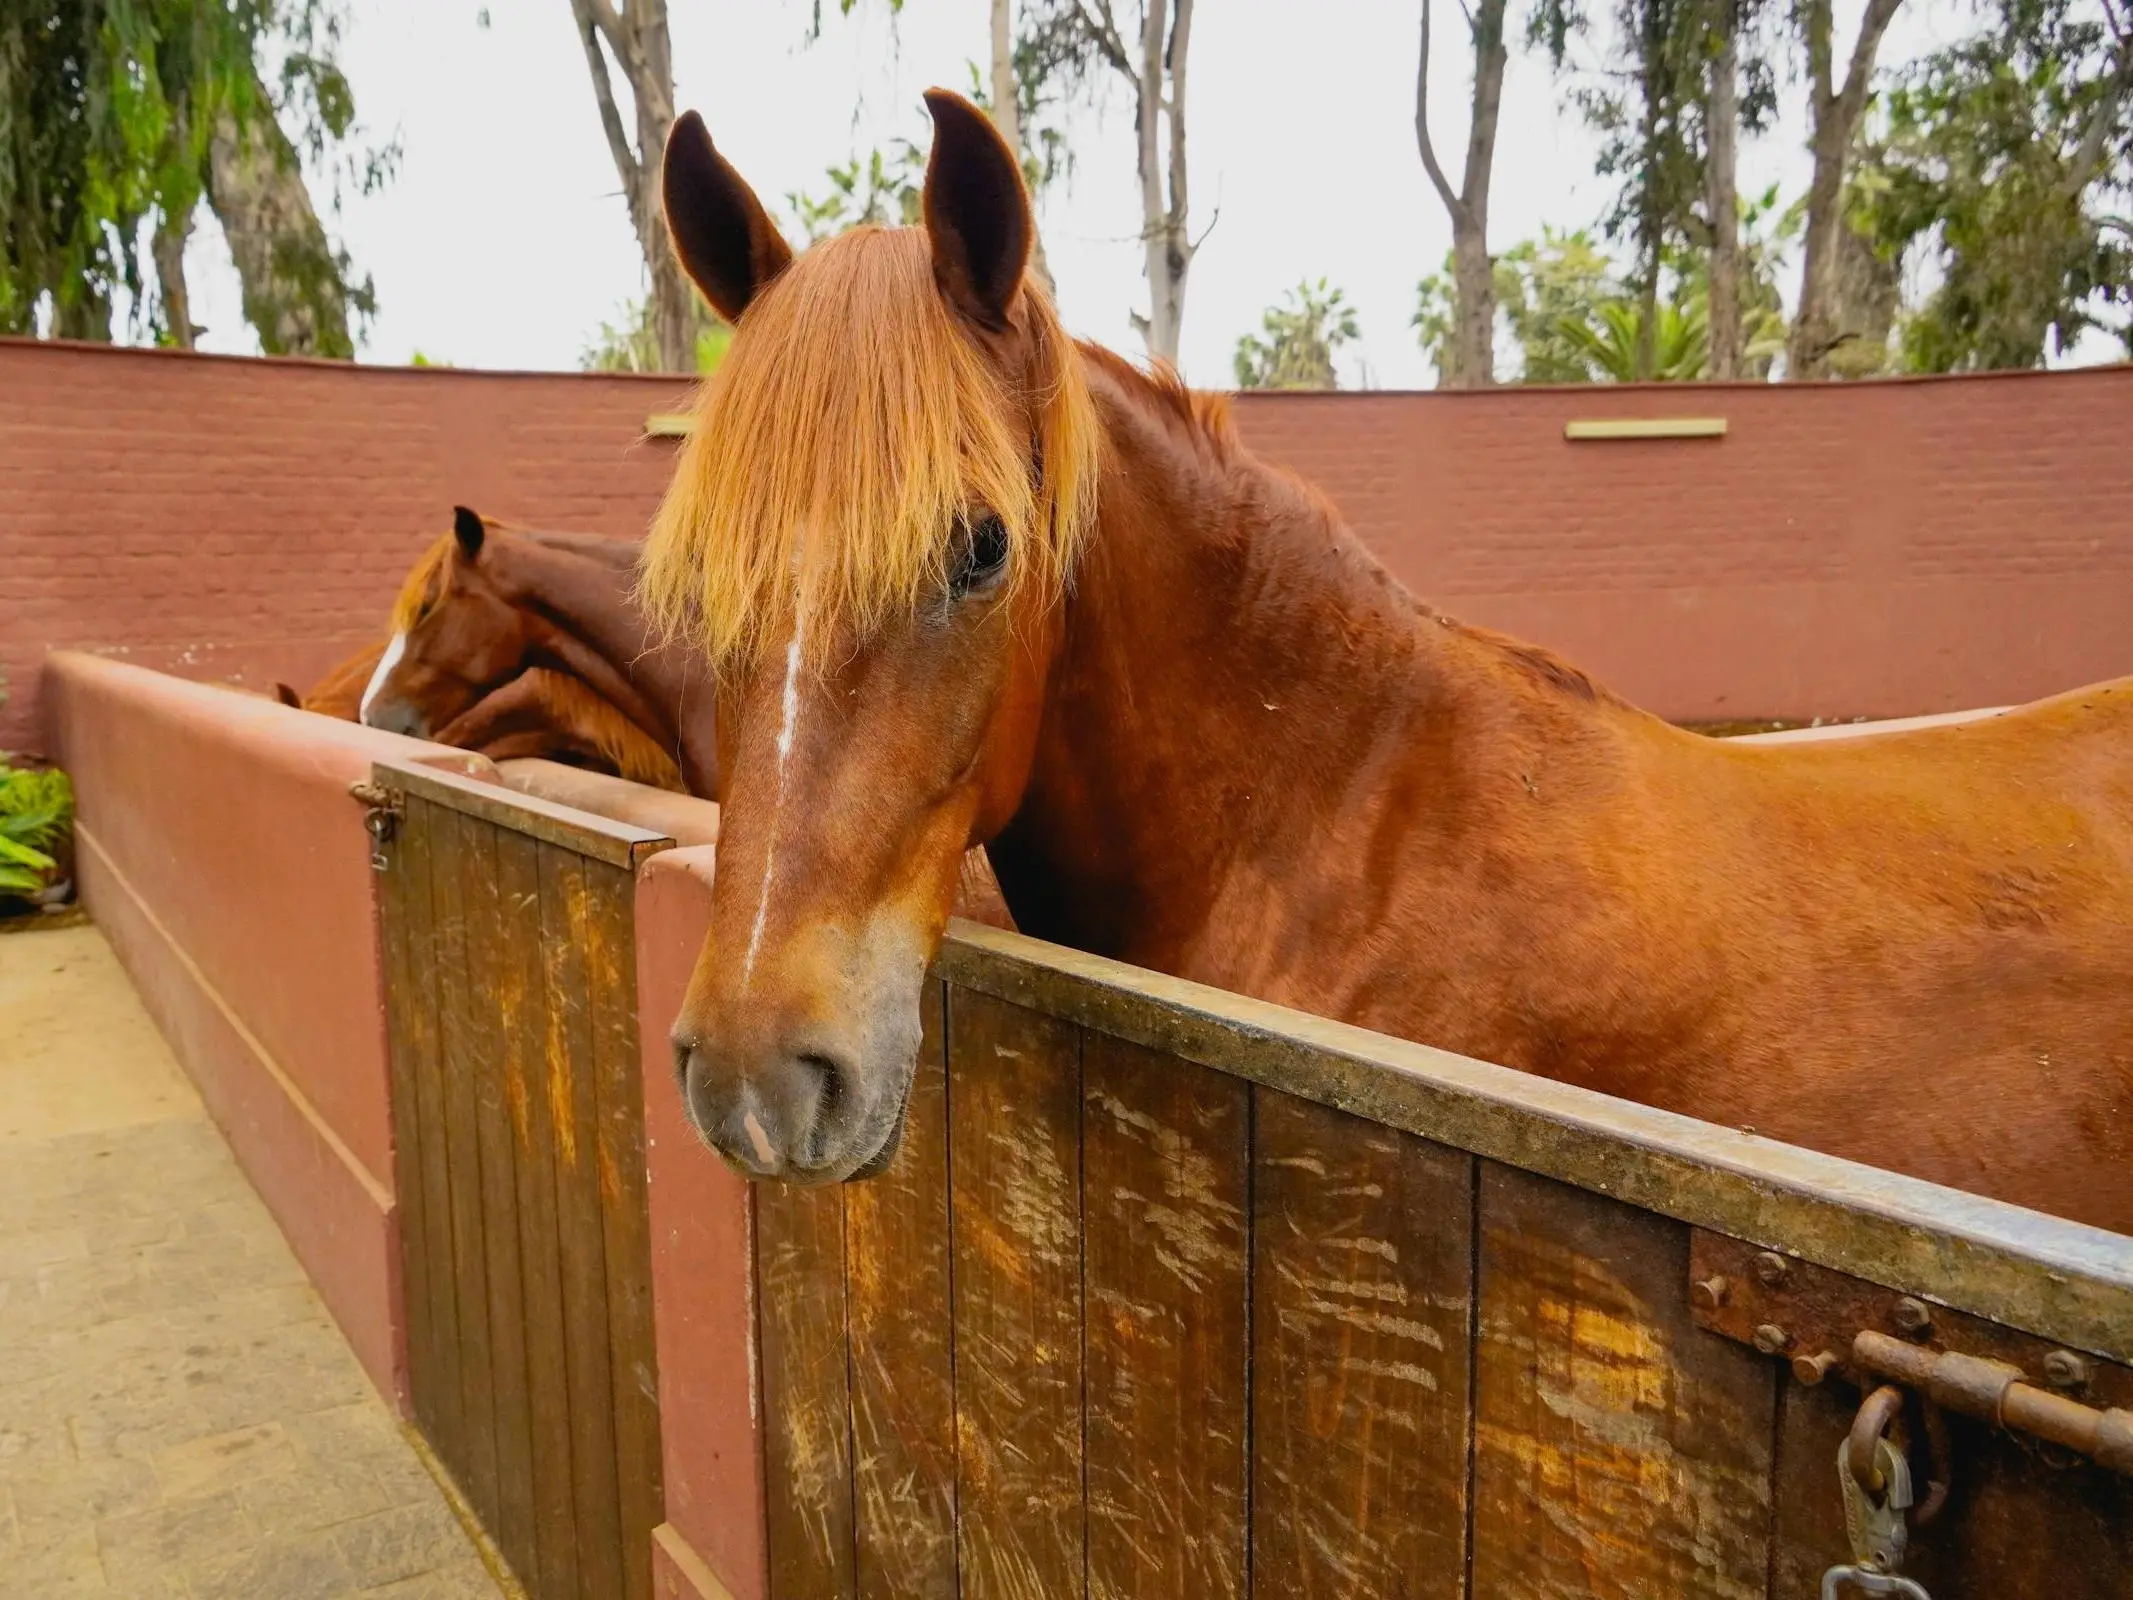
[0,923,503,1598]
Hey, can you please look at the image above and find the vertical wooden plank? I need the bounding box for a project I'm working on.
[845,979,957,1599]
[1250,1089,1474,1600]
[434,803,500,1528]
[465,820,535,1585]
[757,1177,856,1600]
[1471,1162,1777,1600]
[947,987,1085,1600]
[1770,1371,2133,1599]
[542,845,628,1600]
[378,788,434,1437]
[585,859,664,1600]
[405,798,465,1479]
[1082,1032,1249,1600]
[498,828,580,1600]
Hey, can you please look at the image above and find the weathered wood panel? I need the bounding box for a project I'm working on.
[1250,1090,1475,1600]
[1471,1163,1778,1600]
[435,804,501,1530]
[541,845,627,1600]
[587,859,663,1600]
[379,789,438,1448]
[845,980,958,1599]
[383,773,667,1600]
[402,796,464,1469]
[1082,1032,1250,1600]
[497,828,581,1600]
[466,818,536,1584]
[947,990,1085,1600]
[758,1178,856,1599]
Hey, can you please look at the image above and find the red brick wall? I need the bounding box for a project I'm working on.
[6,338,2130,757]
[3,339,691,756]
[1231,368,2133,727]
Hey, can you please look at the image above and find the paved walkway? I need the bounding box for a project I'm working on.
[0,923,503,1598]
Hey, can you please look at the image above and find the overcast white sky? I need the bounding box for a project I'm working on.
[174,0,2022,386]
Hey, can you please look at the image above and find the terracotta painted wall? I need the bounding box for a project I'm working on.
[8,339,2131,758]
[44,653,485,1403]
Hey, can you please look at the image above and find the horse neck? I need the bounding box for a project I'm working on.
[490,535,718,795]
[990,367,1618,973]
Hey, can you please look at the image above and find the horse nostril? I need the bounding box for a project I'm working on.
[671,1035,697,1086]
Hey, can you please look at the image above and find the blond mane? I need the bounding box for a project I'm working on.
[639,227,1101,670]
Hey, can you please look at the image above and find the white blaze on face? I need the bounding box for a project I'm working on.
[358,631,408,727]
[739,615,808,992]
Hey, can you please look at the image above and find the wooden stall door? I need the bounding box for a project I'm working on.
[753,943,2133,1600]
[376,762,669,1600]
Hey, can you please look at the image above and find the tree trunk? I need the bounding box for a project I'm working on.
[53,288,112,341]
[1704,0,1742,379]
[571,0,694,372]
[1131,0,1193,363]
[991,0,1053,292]
[991,0,1023,160]
[154,203,197,349]
[1787,0,1905,379]
[1450,227,1496,384]
[1416,0,1509,387]
[1636,249,1660,379]
[207,100,354,358]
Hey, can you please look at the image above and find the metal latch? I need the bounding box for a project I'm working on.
[1688,1229,2133,1476]
[350,780,402,871]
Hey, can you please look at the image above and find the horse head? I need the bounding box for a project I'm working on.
[643,91,1100,1183]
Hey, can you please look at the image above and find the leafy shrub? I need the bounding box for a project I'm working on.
[0,758,73,903]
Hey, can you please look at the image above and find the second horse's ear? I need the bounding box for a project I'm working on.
[452,506,485,559]
[663,111,794,325]
[921,88,1032,330]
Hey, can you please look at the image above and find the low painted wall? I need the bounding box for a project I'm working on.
[635,846,766,1600]
[43,652,483,1402]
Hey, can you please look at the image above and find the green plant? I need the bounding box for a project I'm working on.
[1235,279,1362,390]
[0,759,73,902]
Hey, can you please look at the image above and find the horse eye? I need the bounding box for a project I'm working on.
[949,513,1010,599]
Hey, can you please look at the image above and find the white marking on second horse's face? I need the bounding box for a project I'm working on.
[358,631,408,726]
[739,617,809,992]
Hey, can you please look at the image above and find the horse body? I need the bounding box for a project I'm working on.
[998,356,2133,1228]
[645,93,2131,1223]
[995,357,2133,1225]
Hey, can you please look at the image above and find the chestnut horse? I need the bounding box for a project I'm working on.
[354,507,716,793]
[641,92,2133,1225]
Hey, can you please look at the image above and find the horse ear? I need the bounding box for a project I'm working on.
[921,88,1032,330]
[662,111,794,325]
[452,506,485,559]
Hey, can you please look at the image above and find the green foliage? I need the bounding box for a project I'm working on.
[785,143,926,245]
[1417,204,1793,383]
[1234,279,1360,389]
[0,759,72,902]
[1496,228,1627,381]
[1558,294,1710,378]
[0,2,389,343]
[580,295,731,374]
[1850,0,2133,370]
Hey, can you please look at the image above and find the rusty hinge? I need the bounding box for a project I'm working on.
[1690,1229,2133,1476]
[350,780,402,871]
